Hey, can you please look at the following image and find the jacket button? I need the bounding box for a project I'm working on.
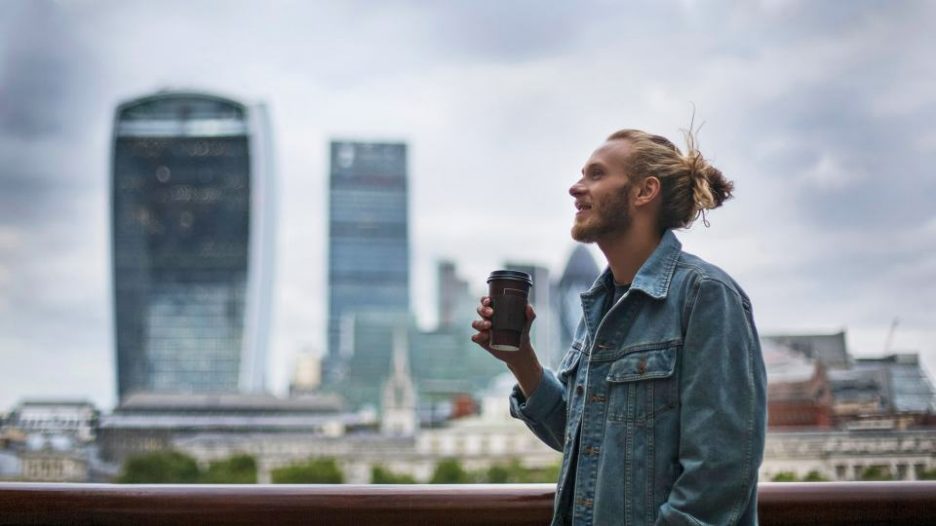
[575,385,584,395]
[637,359,647,374]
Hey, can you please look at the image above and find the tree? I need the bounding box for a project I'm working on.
[118,450,200,483]
[201,454,258,484]
[770,471,797,482]
[919,468,936,480]
[859,466,893,481]
[485,459,560,483]
[802,470,829,482]
[521,461,560,483]
[271,457,344,484]
[370,465,416,484]
[485,463,514,484]
[430,459,472,484]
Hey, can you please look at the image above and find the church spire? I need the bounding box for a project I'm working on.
[381,327,417,436]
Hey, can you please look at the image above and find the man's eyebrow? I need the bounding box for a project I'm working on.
[582,161,607,173]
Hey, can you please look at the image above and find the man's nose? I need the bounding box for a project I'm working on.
[569,179,586,197]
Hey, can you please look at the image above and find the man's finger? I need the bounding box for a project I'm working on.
[476,305,493,318]
[470,332,489,344]
[471,319,491,331]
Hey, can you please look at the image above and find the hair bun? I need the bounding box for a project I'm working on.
[685,148,733,216]
[701,164,733,209]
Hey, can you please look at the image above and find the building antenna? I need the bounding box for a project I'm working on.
[883,317,899,354]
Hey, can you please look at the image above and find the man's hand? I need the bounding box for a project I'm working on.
[470,296,543,397]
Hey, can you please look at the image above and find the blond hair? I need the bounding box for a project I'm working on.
[606,127,733,231]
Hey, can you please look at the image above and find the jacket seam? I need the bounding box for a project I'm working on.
[676,261,750,307]
[732,329,758,525]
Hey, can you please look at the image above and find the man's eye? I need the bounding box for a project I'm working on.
[590,171,603,179]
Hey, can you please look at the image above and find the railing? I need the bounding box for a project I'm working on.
[1,482,934,525]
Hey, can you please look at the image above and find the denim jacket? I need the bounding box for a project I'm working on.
[510,230,767,525]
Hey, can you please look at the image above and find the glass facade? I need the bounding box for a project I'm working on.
[326,141,410,383]
[504,263,559,368]
[555,246,600,368]
[334,311,411,410]
[112,91,272,400]
[436,260,476,331]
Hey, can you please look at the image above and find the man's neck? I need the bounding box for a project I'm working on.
[596,226,662,286]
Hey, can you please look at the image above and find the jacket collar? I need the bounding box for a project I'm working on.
[582,229,682,301]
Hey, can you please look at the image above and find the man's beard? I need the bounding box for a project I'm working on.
[571,185,632,243]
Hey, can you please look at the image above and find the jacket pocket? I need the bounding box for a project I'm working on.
[605,344,679,424]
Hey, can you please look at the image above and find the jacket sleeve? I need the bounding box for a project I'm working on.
[508,364,571,452]
[657,278,767,526]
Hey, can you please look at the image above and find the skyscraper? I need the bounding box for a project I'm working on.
[327,141,410,382]
[436,260,475,331]
[504,263,559,368]
[111,90,274,401]
[556,245,600,365]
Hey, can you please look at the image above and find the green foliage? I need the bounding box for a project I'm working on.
[485,459,560,483]
[201,454,258,484]
[428,458,561,484]
[802,470,829,482]
[522,461,560,483]
[770,471,798,482]
[770,470,831,482]
[919,468,936,480]
[429,458,472,484]
[485,463,513,484]
[859,466,893,481]
[272,457,344,484]
[118,451,260,484]
[118,450,201,483]
[370,465,416,484]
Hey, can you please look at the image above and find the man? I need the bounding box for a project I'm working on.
[471,129,767,525]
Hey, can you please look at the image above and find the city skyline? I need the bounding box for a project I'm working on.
[1,0,935,410]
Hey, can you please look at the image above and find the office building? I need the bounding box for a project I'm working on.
[2,400,98,443]
[555,246,600,367]
[326,141,409,381]
[111,90,274,399]
[335,311,412,410]
[97,392,350,475]
[762,332,850,368]
[436,260,475,330]
[505,263,559,368]
[0,400,105,482]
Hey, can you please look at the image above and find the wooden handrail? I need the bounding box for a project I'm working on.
[758,481,936,525]
[1,482,934,525]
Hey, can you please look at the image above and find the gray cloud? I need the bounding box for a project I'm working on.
[1,0,935,409]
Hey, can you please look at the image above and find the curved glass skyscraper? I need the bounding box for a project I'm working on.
[556,245,600,362]
[111,91,274,400]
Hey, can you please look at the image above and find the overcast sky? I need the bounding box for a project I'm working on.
[1,0,934,411]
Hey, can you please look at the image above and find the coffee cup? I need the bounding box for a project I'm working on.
[486,270,533,351]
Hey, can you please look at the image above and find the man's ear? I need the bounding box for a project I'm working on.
[634,176,661,207]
